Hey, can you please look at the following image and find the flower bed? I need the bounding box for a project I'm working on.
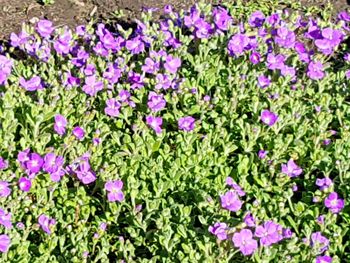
[0,1,350,262]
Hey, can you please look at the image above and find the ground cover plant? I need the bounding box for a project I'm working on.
[1,0,350,262]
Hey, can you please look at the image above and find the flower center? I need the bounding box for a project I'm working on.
[330,199,338,206]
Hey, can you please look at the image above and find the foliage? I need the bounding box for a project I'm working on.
[0,1,350,262]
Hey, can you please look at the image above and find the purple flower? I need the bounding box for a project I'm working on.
[281,159,303,177]
[65,73,81,88]
[0,157,8,170]
[243,212,256,227]
[73,126,85,140]
[0,234,10,253]
[346,70,350,79]
[283,228,293,238]
[16,222,25,229]
[54,114,67,136]
[82,75,104,96]
[0,55,13,72]
[315,40,333,55]
[135,204,143,213]
[93,137,101,146]
[184,6,201,28]
[18,177,31,192]
[295,42,307,54]
[249,11,265,28]
[82,251,89,258]
[275,27,296,48]
[155,74,172,90]
[267,54,285,70]
[267,13,280,25]
[232,229,258,256]
[220,191,242,212]
[213,7,232,31]
[164,55,181,74]
[142,58,160,74]
[178,116,195,132]
[75,159,96,185]
[324,192,345,214]
[76,25,86,36]
[53,28,72,55]
[228,33,250,56]
[281,65,296,78]
[43,153,60,174]
[269,93,279,100]
[146,116,163,134]
[128,71,144,89]
[260,110,278,126]
[250,52,261,64]
[104,98,121,117]
[38,214,56,235]
[310,232,329,253]
[147,92,166,112]
[43,153,65,182]
[35,42,52,62]
[83,64,96,76]
[339,11,350,22]
[164,5,173,14]
[50,168,65,182]
[208,222,228,240]
[258,150,268,159]
[315,28,343,55]
[36,20,54,38]
[316,255,332,263]
[0,208,12,229]
[258,75,271,88]
[322,27,343,42]
[255,221,283,246]
[194,19,214,39]
[163,31,182,49]
[316,215,325,225]
[305,19,322,40]
[9,31,29,48]
[225,177,245,196]
[105,180,124,202]
[99,222,107,231]
[203,95,211,102]
[103,63,122,85]
[307,61,325,80]
[26,153,44,174]
[125,36,144,54]
[316,177,333,191]
[0,55,13,85]
[19,76,43,91]
[100,32,118,50]
[258,28,268,38]
[118,90,131,102]
[93,42,108,57]
[17,149,30,169]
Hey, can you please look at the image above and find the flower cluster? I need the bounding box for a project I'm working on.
[210,214,293,256]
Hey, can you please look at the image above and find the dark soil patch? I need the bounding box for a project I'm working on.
[0,0,349,40]
[0,0,94,40]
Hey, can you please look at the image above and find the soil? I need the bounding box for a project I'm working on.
[0,0,202,40]
[0,0,349,40]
